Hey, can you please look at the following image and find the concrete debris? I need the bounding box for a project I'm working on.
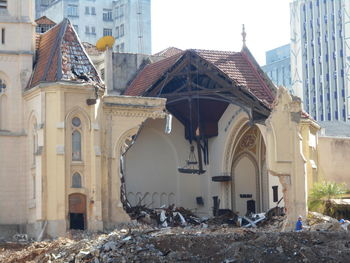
[307,211,342,231]
[2,221,350,263]
[127,204,275,229]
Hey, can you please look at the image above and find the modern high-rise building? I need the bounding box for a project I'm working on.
[36,0,151,54]
[290,0,350,122]
[262,44,292,92]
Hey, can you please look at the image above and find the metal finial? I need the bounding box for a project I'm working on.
[242,24,247,46]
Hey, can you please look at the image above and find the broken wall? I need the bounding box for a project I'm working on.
[266,87,319,229]
[101,95,167,229]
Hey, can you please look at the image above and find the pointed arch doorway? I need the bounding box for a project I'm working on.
[230,124,268,216]
[69,193,86,230]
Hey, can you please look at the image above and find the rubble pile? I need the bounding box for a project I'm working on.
[0,225,350,263]
[127,205,204,227]
[2,224,350,263]
[307,211,341,231]
[2,211,350,262]
[127,204,273,228]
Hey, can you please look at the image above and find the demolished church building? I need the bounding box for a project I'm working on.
[0,0,323,239]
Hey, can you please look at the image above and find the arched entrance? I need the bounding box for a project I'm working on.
[230,124,268,216]
[69,193,86,230]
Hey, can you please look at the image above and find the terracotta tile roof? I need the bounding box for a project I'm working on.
[195,49,275,104]
[35,16,56,26]
[28,19,103,90]
[124,51,185,96]
[124,48,276,105]
[153,47,183,58]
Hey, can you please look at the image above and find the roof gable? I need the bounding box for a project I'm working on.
[35,16,56,26]
[124,51,185,96]
[28,19,103,90]
[124,49,276,106]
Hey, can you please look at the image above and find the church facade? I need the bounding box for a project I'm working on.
[0,0,325,239]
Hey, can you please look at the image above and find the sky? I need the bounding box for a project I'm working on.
[152,0,291,66]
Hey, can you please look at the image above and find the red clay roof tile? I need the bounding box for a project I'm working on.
[28,19,102,90]
[125,49,276,105]
[124,51,185,96]
[35,16,56,26]
[153,47,183,58]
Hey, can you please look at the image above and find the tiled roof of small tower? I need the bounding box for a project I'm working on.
[153,47,183,58]
[35,16,56,26]
[28,19,103,90]
[124,48,276,105]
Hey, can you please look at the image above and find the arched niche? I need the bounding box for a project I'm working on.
[231,152,260,215]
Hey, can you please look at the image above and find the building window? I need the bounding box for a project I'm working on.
[103,28,112,36]
[68,5,78,17]
[85,26,90,34]
[103,9,113,21]
[73,25,79,33]
[85,6,90,14]
[115,7,119,18]
[72,173,82,188]
[101,68,105,81]
[120,24,124,36]
[72,131,81,160]
[272,186,278,203]
[120,5,124,17]
[1,28,4,44]
[32,124,37,166]
[72,117,82,161]
[36,24,54,33]
[0,79,6,92]
[120,43,125,52]
[0,0,7,9]
[91,7,96,15]
[115,26,119,38]
[0,80,7,130]
[91,26,96,34]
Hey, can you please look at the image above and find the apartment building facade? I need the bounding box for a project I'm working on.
[262,44,292,92]
[290,0,350,122]
[37,0,151,54]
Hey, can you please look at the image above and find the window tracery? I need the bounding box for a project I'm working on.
[72,172,82,188]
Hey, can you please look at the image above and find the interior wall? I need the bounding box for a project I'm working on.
[125,117,210,215]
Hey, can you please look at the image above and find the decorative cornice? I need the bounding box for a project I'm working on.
[103,95,167,118]
[104,108,166,119]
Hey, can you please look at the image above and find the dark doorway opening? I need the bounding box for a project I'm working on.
[69,193,86,230]
[69,213,85,230]
[247,199,256,215]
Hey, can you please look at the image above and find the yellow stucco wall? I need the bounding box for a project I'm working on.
[318,136,350,189]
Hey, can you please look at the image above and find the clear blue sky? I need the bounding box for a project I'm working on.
[152,0,291,65]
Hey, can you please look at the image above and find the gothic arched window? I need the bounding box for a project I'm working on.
[0,79,6,92]
[72,172,82,188]
[0,94,7,130]
[72,117,82,161]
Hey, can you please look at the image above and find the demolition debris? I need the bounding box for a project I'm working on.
[1,211,350,263]
[1,219,350,263]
